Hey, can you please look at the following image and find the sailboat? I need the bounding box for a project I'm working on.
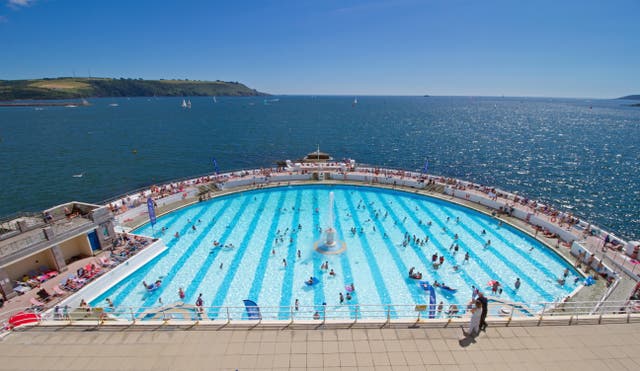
[352,97,358,107]
[187,100,192,109]
[181,99,187,108]
[213,96,217,103]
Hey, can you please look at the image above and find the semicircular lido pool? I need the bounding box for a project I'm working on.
[92,184,580,319]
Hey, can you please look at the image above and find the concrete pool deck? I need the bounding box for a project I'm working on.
[1,322,639,370]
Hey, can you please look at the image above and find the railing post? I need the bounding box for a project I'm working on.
[290,306,294,325]
[322,305,326,325]
[354,305,358,324]
[538,303,547,326]
[226,307,230,324]
[130,307,135,324]
[386,305,391,326]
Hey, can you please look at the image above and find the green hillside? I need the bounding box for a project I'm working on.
[0,77,267,100]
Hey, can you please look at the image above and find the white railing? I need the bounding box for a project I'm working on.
[3,300,640,332]
[602,249,640,277]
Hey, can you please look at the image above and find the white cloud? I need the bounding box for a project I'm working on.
[8,0,36,8]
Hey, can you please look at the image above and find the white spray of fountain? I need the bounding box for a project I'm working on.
[314,191,346,254]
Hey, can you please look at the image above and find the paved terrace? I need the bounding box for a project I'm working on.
[1,320,640,370]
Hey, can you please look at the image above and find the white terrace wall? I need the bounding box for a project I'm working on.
[446,187,578,243]
[342,173,426,189]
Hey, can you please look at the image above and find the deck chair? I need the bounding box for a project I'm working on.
[99,256,117,267]
[52,285,66,296]
[36,288,52,302]
[30,297,45,310]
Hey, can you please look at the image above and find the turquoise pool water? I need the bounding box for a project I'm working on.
[92,184,580,319]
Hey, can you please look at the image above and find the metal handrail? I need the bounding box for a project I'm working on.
[3,300,638,326]
[591,277,622,315]
[3,299,640,334]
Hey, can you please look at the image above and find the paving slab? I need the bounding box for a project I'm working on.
[1,323,640,369]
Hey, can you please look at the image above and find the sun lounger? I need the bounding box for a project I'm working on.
[13,282,31,295]
[39,266,58,278]
[111,254,128,263]
[60,276,82,291]
[36,288,52,302]
[52,285,66,296]
[30,297,45,309]
[99,256,117,267]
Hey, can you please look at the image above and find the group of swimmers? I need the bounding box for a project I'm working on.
[431,253,446,268]
[211,240,235,250]
[338,291,353,303]
[557,267,581,286]
[408,267,422,279]
[401,232,430,248]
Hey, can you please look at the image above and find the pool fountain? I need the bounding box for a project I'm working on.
[315,191,347,254]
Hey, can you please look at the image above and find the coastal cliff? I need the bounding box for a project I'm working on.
[0,77,268,100]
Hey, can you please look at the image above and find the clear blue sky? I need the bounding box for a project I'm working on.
[1,0,638,98]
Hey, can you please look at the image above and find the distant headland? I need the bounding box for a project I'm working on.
[0,77,268,101]
[617,95,640,100]
[617,95,640,107]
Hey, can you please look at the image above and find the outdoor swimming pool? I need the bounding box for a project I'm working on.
[92,184,580,319]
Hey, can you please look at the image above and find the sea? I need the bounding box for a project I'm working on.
[0,96,638,240]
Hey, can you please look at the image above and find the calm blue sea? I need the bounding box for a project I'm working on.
[0,96,638,240]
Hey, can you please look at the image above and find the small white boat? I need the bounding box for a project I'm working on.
[109,103,119,107]
[181,99,187,108]
[352,97,358,107]
[187,100,192,109]
[72,173,84,178]
[213,96,217,103]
